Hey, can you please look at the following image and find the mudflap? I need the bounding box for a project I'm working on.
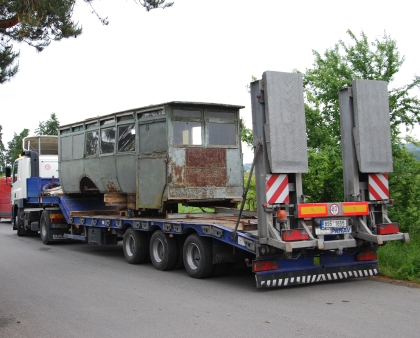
[255,262,380,288]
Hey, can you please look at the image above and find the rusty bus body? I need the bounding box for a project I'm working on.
[58,102,244,213]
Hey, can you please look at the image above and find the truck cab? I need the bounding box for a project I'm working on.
[10,136,59,233]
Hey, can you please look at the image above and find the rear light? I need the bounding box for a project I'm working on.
[282,229,309,241]
[377,223,399,235]
[356,251,378,261]
[253,260,278,272]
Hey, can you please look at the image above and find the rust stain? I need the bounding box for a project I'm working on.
[168,156,184,186]
[106,181,119,192]
[186,148,226,168]
[186,168,226,187]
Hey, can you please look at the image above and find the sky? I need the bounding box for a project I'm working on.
[1,0,419,163]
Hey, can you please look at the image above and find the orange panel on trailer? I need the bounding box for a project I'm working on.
[342,202,369,216]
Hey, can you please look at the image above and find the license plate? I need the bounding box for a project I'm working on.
[315,219,350,235]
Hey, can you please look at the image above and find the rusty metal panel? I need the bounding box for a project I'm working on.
[168,147,185,187]
[226,149,243,187]
[185,168,227,187]
[137,156,166,209]
[115,154,136,194]
[60,159,84,193]
[186,148,226,167]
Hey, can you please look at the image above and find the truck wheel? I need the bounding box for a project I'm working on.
[183,234,214,279]
[16,209,25,237]
[40,211,51,245]
[150,230,177,271]
[123,228,148,264]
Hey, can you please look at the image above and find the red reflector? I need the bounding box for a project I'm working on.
[357,251,378,261]
[377,223,399,235]
[282,229,309,241]
[253,260,279,272]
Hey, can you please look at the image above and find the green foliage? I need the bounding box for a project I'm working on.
[303,145,344,202]
[5,128,29,166]
[387,142,420,234]
[301,30,420,206]
[302,30,420,148]
[239,172,256,211]
[35,113,60,136]
[0,0,174,83]
[378,234,420,283]
[240,118,253,149]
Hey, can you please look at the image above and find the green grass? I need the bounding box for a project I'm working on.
[177,204,214,213]
[378,233,420,283]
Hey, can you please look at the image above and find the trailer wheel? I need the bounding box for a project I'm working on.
[40,211,51,245]
[183,234,214,279]
[16,209,25,237]
[123,228,148,264]
[150,230,178,271]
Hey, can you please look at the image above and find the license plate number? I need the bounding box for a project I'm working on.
[315,219,350,235]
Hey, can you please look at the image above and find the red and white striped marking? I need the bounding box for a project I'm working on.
[266,174,289,204]
[368,173,389,200]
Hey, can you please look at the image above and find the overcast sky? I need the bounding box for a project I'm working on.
[1,0,419,163]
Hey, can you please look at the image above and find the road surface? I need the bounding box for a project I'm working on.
[1,220,419,337]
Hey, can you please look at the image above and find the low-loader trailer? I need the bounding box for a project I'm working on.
[9,71,409,288]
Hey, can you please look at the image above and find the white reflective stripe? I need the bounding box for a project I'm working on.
[302,276,306,283]
[348,271,353,277]
[297,277,301,283]
[273,279,277,287]
[369,269,373,276]
[358,270,363,277]
[364,270,368,276]
[278,279,283,286]
[374,269,378,274]
[333,273,337,280]
[327,274,332,281]
[312,275,317,283]
[267,280,271,287]
[284,278,289,286]
[290,277,295,284]
[338,272,343,279]
[343,272,348,278]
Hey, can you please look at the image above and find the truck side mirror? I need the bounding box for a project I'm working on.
[5,167,11,178]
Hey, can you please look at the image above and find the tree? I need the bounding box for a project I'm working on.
[35,113,60,135]
[302,30,420,149]
[0,0,174,83]
[5,128,29,166]
[300,30,420,237]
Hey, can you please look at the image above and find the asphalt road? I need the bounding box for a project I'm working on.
[1,219,419,338]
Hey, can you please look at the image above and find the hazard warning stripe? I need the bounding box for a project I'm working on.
[369,174,389,200]
[266,174,289,204]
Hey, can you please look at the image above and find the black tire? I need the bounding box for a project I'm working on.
[16,208,25,237]
[40,211,51,245]
[123,228,149,264]
[149,230,178,271]
[183,234,214,279]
